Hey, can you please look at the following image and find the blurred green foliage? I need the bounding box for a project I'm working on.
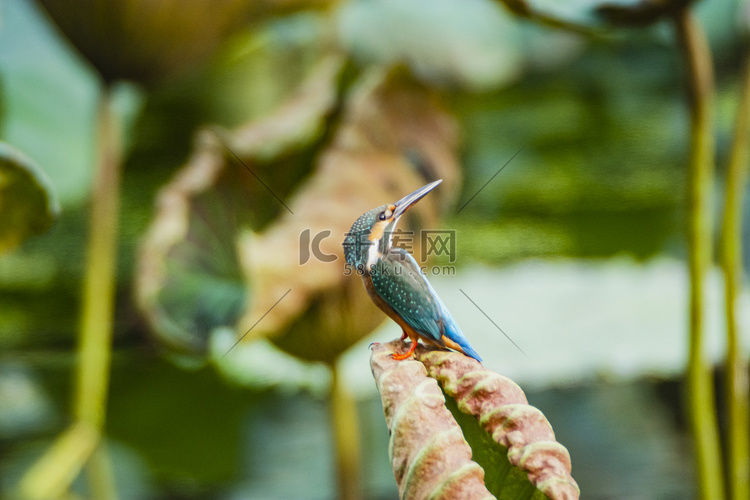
[0,0,748,497]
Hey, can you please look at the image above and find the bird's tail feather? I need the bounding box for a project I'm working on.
[443,320,482,362]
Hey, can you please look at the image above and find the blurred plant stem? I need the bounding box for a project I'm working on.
[16,86,126,499]
[75,86,122,432]
[720,52,750,500]
[76,84,124,500]
[86,446,118,500]
[331,362,362,500]
[674,8,725,500]
[16,422,99,499]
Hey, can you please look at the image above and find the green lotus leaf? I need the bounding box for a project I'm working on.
[338,0,524,91]
[371,341,579,499]
[0,142,59,254]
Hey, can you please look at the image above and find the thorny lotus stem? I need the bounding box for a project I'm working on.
[331,362,363,500]
[721,53,750,500]
[674,8,725,500]
[16,87,124,499]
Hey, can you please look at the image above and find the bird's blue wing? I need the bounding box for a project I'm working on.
[370,248,482,361]
[370,250,442,341]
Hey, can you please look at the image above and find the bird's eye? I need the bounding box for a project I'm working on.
[378,212,387,221]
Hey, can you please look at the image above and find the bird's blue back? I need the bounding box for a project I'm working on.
[369,247,482,362]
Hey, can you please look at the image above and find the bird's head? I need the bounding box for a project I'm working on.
[343,179,442,267]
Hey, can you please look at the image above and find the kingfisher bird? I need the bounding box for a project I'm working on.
[343,179,482,362]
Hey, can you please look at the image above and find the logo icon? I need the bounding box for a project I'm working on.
[299,228,337,265]
[421,230,456,262]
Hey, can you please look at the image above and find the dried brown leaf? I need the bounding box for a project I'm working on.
[236,68,461,361]
[136,57,463,362]
[371,342,495,500]
[371,341,580,500]
[135,56,343,352]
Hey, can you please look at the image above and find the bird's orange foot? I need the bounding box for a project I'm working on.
[392,340,418,361]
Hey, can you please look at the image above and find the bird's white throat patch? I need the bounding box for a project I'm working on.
[366,237,381,270]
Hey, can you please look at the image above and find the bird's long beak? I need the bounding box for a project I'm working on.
[392,179,442,220]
